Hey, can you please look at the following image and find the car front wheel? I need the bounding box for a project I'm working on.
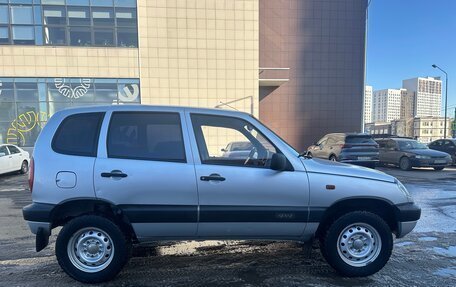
[56,215,131,283]
[320,211,393,277]
[399,157,412,171]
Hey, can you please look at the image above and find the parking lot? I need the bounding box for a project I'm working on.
[0,167,455,287]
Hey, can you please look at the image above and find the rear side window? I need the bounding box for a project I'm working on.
[107,112,186,162]
[345,136,376,144]
[52,112,105,157]
[8,145,20,154]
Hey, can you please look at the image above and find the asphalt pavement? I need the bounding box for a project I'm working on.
[0,166,455,286]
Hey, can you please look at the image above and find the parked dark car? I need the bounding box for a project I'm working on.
[307,133,379,168]
[428,139,456,165]
[376,138,452,170]
[221,141,253,159]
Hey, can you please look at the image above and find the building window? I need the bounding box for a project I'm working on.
[0,77,140,147]
[0,0,137,47]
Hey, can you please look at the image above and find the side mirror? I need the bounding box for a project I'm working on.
[270,153,287,171]
[0,152,5,157]
[221,148,227,152]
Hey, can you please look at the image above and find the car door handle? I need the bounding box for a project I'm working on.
[200,174,225,182]
[101,170,128,178]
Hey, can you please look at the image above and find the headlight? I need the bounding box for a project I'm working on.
[396,179,412,201]
[415,155,431,159]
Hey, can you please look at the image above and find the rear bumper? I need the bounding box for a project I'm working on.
[23,202,54,222]
[394,202,421,238]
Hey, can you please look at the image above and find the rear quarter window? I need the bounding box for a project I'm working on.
[52,112,105,157]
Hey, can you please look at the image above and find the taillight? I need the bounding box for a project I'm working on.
[28,157,34,193]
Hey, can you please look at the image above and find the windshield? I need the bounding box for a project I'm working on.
[249,115,299,156]
[398,140,428,150]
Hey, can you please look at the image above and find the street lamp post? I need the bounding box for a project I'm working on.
[432,64,449,139]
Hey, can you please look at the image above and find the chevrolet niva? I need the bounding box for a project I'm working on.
[23,105,421,283]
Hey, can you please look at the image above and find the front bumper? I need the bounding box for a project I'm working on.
[410,158,451,168]
[394,202,421,238]
[23,203,55,252]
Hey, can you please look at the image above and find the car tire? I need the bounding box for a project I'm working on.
[19,160,28,174]
[56,215,131,283]
[329,155,337,162]
[320,211,393,277]
[399,157,412,171]
[433,167,444,171]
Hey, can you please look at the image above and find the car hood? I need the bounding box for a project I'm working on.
[403,149,449,157]
[301,158,396,183]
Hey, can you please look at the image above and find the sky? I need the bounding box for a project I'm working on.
[367,0,456,116]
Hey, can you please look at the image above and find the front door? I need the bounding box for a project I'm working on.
[187,113,309,238]
[312,137,328,159]
[94,110,198,240]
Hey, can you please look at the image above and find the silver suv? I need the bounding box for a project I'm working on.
[23,105,420,283]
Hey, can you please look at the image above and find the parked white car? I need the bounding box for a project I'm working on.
[0,144,30,175]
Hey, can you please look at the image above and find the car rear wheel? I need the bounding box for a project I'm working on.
[20,161,28,174]
[56,215,131,283]
[320,211,393,277]
[399,157,412,171]
[329,155,337,162]
[433,167,444,171]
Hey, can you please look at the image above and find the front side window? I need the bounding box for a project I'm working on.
[191,114,278,168]
[52,112,104,157]
[107,112,186,162]
[0,146,9,156]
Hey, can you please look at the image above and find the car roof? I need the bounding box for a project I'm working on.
[326,133,371,137]
[55,104,249,117]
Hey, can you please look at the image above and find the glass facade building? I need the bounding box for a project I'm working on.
[0,0,138,47]
[0,77,140,146]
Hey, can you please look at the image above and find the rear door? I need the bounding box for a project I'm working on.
[385,140,400,164]
[94,110,198,240]
[0,146,11,173]
[7,145,23,171]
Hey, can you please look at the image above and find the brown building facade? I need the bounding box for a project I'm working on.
[259,0,368,151]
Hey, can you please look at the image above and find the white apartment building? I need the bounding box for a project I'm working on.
[364,85,373,124]
[413,117,452,143]
[402,77,442,117]
[372,89,405,122]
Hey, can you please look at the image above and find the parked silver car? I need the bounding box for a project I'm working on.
[221,141,253,159]
[307,133,379,168]
[23,105,420,283]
